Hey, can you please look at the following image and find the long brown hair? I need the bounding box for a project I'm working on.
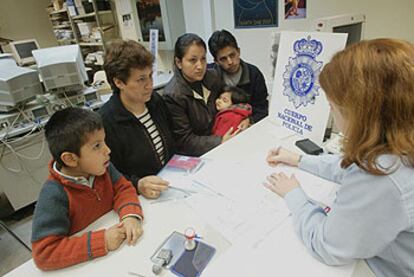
[320,39,414,175]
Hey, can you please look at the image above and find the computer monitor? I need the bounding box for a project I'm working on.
[9,39,40,66]
[0,65,41,109]
[314,14,365,46]
[313,14,366,137]
[32,44,88,93]
[0,53,17,68]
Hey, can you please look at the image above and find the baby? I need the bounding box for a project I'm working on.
[212,86,252,136]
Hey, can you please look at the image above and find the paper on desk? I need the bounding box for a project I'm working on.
[186,159,291,246]
[203,219,355,277]
[187,157,338,246]
[185,192,289,247]
[262,163,338,206]
[192,159,269,202]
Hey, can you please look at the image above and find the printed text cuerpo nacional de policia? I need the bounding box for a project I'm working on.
[278,108,313,136]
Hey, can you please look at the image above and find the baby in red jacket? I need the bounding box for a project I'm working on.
[212,86,252,136]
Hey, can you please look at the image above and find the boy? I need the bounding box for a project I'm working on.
[31,107,144,270]
[212,86,252,136]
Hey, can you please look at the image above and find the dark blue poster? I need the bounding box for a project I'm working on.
[234,0,278,28]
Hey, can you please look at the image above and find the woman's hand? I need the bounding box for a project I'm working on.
[221,127,241,143]
[264,172,300,198]
[137,176,169,199]
[266,147,301,167]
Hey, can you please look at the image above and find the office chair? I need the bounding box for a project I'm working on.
[0,219,31,252]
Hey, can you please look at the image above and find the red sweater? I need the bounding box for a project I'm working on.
[31,161,143,270]
[212,103,252,136]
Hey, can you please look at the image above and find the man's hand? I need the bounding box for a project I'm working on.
[137,176,169,199]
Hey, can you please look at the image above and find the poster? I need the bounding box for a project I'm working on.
[269,31,347,143]
[136,0,165,42]
[284,0,306,19]
[234,0,278,28]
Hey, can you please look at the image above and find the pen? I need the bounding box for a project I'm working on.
[128,271,149,277]
[169,185,198,194]
[192,180,226,198]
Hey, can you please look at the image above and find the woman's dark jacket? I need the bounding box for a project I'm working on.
[98,90,175,188]
[163,68,222,157]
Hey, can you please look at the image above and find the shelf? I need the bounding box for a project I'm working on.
[57,39,76,43]
[49,8,67,15]
[72,10,112,20]
[79,42,104,46]
[52,25,72,29]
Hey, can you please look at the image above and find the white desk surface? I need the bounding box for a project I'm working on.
[6,117,374,277]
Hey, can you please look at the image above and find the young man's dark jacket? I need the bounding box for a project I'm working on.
[211,59,269,123]
[98,90,175,188]
[163,67,222,157]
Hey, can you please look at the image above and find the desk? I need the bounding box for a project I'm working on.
[6,117,374,277]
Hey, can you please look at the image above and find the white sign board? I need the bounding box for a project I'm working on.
[269,31,347,144]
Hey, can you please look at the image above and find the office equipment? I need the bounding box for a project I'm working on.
[0,65,41,111]
[8,39,39,66]
[151,230,215,277]
[171,240,215,277]
[295,138,323,155]
[184,228,197,251]
[0,220,31,252]
[314,14,365,47]
[323,132,344,154]
[0,53,17,67]
[32,44,88,93]
[314,14,365,137]
[152,249,173,274]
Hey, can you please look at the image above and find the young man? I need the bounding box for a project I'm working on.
[32,107,143,270]
[208,29,269,123]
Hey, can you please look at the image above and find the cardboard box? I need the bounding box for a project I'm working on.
[52,0,64,11]
[77,22,97,37]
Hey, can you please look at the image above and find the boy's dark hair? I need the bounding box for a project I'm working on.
[208,29,239,60]
[104,39,154,90]
[174,33,206,61]
[223,86,250,105]
[44,107,103,167]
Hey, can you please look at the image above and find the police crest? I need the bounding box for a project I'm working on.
[283,36,323,108]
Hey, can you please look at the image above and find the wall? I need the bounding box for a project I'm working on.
[113,0,184,72]
[209,0,414,82]
[0,0,57,48]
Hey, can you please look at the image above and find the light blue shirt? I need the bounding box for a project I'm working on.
[284,154,414,277]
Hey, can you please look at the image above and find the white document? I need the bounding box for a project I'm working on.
[118,0,132,15]
[188,159,291,245]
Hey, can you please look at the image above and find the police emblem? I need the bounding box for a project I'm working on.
[283,36,323,108]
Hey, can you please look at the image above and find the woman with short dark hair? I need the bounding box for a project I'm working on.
[99,39,174,199]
